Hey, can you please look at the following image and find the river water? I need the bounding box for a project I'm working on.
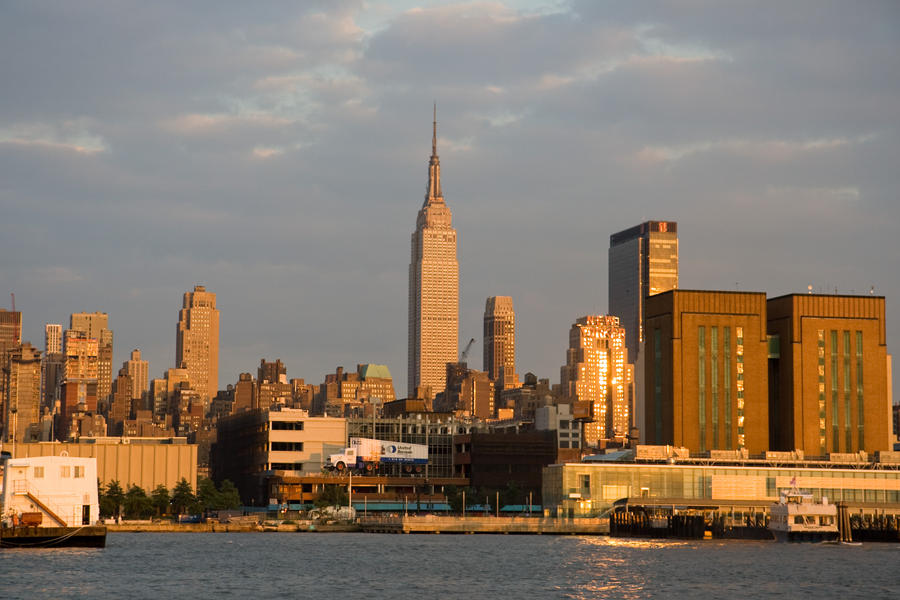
[2,533,896,599]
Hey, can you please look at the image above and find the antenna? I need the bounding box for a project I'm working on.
[10,292,14,312]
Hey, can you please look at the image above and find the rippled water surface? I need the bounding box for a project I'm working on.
[2,533,897,599]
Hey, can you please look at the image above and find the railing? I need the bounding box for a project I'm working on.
[10,479,78,526]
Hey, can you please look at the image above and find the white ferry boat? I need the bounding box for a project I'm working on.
[768,486,839,543]
[0,451,106,548]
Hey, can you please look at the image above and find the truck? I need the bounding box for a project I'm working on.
[325,438,428,474]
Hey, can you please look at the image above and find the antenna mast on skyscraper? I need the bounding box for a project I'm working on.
[10,293,14,312]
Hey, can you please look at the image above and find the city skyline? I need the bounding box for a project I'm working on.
[1,2,898,402]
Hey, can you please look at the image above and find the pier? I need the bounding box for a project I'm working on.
[359,515,609,535]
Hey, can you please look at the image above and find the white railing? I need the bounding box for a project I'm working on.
[11,479,78,526]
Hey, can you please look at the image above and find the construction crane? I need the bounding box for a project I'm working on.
[460,337,475,362]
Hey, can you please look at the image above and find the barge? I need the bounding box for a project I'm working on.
[1,452,106,548]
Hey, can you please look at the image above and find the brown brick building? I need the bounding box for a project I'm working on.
[643,290,770,454]
[767,294,890,455]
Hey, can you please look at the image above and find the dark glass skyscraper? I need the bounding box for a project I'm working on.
[608,221,678,362]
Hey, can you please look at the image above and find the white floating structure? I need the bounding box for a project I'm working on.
[1,453,101,528]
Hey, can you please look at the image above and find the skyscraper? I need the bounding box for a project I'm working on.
[45,324,62,354]
[3,343,42,443]
[560,315,633,447]
[483,296,517,389]
[608,221,678,362]
[69,312,113,408]
[408,108,459,398]
[124,348,149,404]
[176,285,219,405]
[0,309,22,428]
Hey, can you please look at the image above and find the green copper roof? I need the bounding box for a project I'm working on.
[359,364,392,380]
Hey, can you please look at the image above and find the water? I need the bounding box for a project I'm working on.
[2,533,896,599]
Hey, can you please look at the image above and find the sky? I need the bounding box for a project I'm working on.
[1,1,899,402]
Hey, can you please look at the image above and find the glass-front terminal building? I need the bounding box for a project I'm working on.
[544,460,900,518]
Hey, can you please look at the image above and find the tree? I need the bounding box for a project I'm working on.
[123,485,154,520]
[196,478,223,511]
[500,481,522,509]
[151,485,170,517]
[315,484,348,508]
[101,480,125,520]
[445,485,480,513]
[171,478,196,515]
[218,480,242,510]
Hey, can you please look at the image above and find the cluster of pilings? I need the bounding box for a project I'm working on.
[846,506,900,542]
[609,509,706,539]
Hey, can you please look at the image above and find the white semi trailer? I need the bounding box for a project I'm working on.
[325,438,428,474]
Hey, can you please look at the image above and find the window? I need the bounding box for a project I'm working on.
[60,466,71,478]
[271,442,303,452]
[270,462,304,471]
[856,331,864,449]
[74,466,84,478]
[831,330,839,450]
[33,466,44,478]
[699,326,706,452]
[272,421,303,430]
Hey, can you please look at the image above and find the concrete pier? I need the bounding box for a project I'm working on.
[359,515,609,535]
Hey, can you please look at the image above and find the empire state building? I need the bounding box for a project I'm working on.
[408,109,459,398]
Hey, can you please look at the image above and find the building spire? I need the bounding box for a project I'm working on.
[426,103,442,203]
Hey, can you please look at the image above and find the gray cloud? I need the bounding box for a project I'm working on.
[1,1,897,403]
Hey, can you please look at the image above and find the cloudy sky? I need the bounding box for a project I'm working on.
[2,1,898,402]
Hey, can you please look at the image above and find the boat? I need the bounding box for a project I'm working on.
[0,451,107,548]
[768,486,839,543]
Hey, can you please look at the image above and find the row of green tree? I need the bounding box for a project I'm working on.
[443,482,528,513]
[99,478,241,520]
[313,481,529,513]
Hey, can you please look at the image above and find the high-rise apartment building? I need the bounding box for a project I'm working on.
[0,309,22,427]
[45,324,62,354]
[58,333,100,440]
[483,296,517,390]
[43,324,64,413]
[124,349,149,405]
[560,315,633,447]
[0,309,22,354]
[408,110,459,398]
[4,343,42,443]
[69,312,113,407]
[176,285,219,405]
[608,221,678,362]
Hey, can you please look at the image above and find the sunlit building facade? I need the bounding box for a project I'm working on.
[176,285,220,406]
[408,111,458,398]
[767,294,891,456]
[70,312,113,407]
[560,315,632,446]
[4,343,42,443]
[483,296,517,390]
[643,290,770,454]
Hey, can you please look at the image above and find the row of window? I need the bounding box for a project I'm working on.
[271,442,304,452]
[33,465,84,478]
[271,421,304,431]
[270,463,304,471]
